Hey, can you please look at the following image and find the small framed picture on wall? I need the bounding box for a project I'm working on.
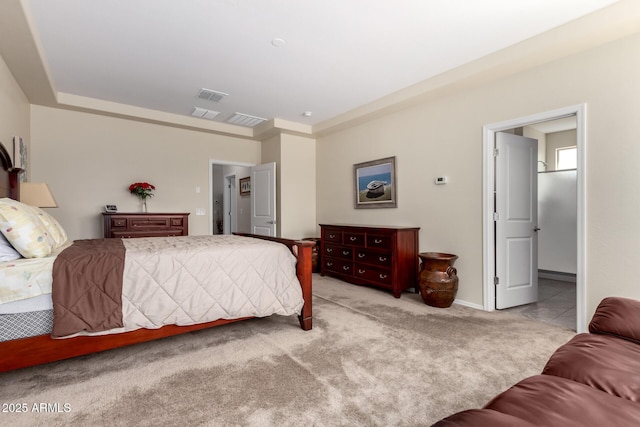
[13,136,27,181]
[239,177,251,196]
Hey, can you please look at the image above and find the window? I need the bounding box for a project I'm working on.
[556,146,577,170]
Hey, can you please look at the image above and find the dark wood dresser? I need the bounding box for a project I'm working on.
[319,224,420,298]
[103,213,190,238]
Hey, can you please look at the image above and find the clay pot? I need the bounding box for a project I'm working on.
[418,252,459,308]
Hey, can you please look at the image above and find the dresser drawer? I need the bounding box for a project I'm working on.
[324,244,352,260]
[170,217,184,227]
[323,258,353,275]
[131,217,170,230]
[355,249,392,267]
[322,228,342,243]
[355,265,392,285]
[367,234,392,249]
[110,218,127,228]
[344,232,365,247]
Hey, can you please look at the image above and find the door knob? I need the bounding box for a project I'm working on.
[533,227,541,232]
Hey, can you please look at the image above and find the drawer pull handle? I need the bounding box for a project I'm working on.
[329,234,336,238]
[358,269,365,274]
[327,262,333,267]
[343,266,350,271]
[358,253,365,258]
[326,248,333,253]
[343,250,350,256]
[379,257,388,262]
[379,274,388,279]
[374,239,383,244]
[350,236,357,241]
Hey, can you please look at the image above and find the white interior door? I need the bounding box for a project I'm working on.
[495,132,538,309]
[250,162,276,236]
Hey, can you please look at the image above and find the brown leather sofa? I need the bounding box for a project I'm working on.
[434,297,640,426]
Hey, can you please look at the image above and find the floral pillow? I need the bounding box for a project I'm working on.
[30,206,68,248]
[0,198,54,258]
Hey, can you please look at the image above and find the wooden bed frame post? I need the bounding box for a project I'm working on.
[295,241,313,330]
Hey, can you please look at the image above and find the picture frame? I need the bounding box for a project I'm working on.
[353,156,397,209]
[239,177,251,196]
[13,136,27,182]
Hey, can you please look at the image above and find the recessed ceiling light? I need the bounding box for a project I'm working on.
[302,111,312,117]
[271,38,286,48]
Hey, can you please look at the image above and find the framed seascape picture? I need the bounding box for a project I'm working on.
[239,177,251,196]
[13,136,27,182]
[353,156,397,209]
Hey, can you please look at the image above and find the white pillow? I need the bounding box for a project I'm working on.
[0,232,22,262]
[0,198,54,258]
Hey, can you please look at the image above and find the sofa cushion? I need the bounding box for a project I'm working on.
[589,296,640,344]
[484,375,640,427]
[431,408,536,426]
[542,333,640,401]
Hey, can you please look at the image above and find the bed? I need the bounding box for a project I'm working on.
[0,144,312,373]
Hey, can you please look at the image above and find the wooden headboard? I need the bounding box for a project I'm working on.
[0,141,21,200]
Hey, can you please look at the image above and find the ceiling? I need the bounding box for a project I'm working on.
[16,1,623,132]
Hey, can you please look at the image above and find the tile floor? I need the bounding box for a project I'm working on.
[501,278,576,330]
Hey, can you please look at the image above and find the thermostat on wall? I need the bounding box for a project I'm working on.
[435,176,448,185]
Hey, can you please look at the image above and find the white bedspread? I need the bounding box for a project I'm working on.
[116,235,304,333]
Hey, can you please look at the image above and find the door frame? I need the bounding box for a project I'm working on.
[208,159,254,235]
[482,104,587,332]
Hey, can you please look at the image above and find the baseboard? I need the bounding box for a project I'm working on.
[538,269,576,283]
[453,299,484,310]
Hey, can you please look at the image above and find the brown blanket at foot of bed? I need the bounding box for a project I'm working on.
[51,238,125,337]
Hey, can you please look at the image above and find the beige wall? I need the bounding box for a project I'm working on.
[316,31,640,319]
[260,133,316,239]
[0,54,30,171]
[279,134,316,239]
[30,105,261,240]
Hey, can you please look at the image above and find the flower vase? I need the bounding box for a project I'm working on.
[141,198,147,213]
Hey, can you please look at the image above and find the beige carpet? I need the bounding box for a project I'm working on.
[1,275,575,426]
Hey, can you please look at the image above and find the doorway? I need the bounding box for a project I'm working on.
[209,160,253,235]
[500,121,577,330]
[482,104,586,332]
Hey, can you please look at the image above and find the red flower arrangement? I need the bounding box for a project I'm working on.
[129,182,156,200]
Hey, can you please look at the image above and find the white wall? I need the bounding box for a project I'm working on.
[0,54,30,172]
[30,105,261,240]
[316,31,640,319]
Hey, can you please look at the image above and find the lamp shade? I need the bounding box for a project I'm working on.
[19,182,58,208]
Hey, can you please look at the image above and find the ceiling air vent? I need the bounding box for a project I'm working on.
[191,107,220,120]
[226,112,266,127]
[196,88,228,102]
